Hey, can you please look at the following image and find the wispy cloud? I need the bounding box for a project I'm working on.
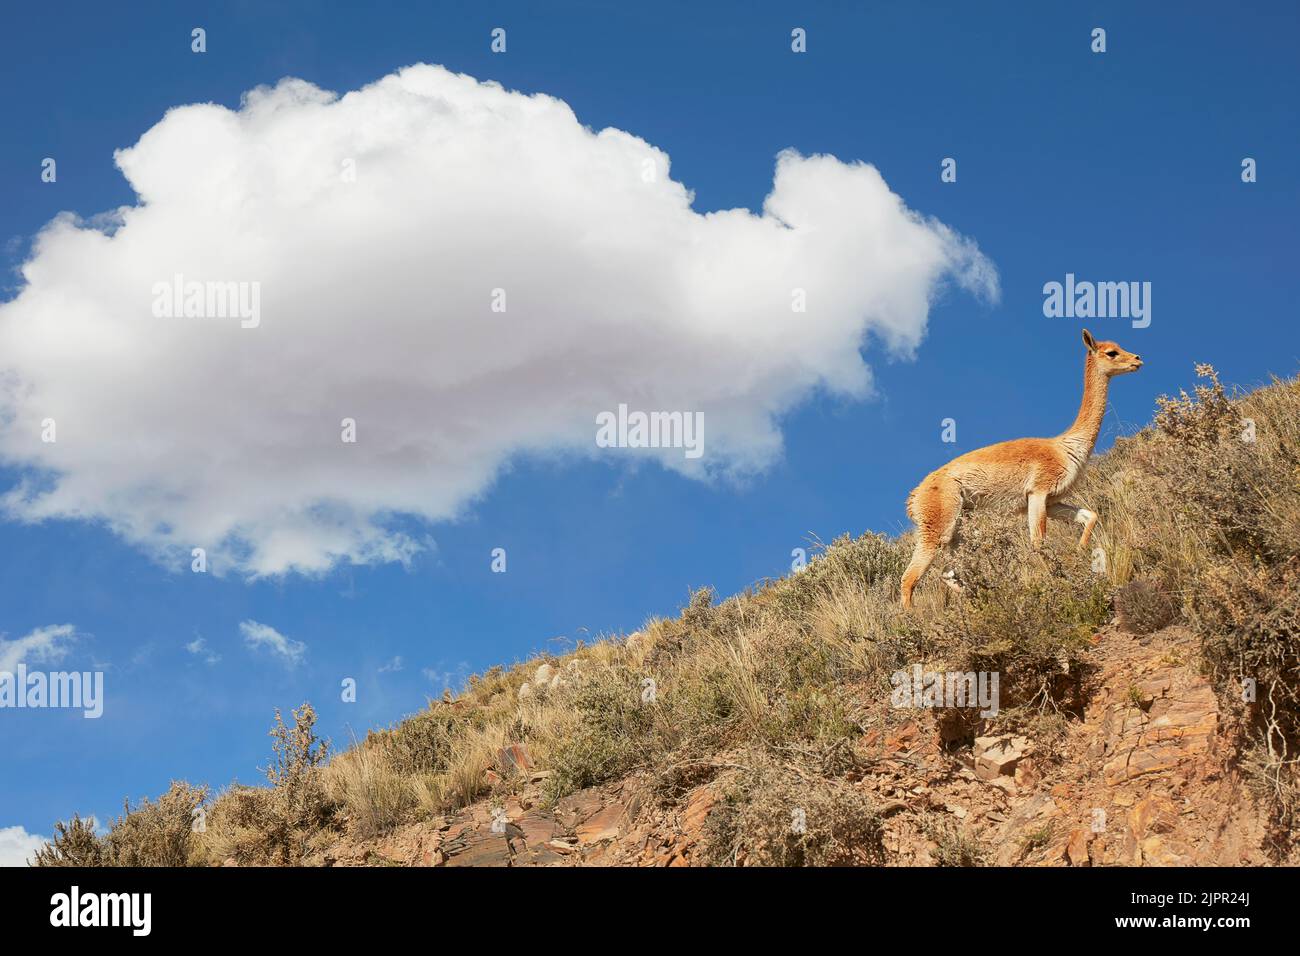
[378,656,403,674]
[185,636,221,666]
[0,624,78,673]
[239,620,306,667]
[422,660,470,694]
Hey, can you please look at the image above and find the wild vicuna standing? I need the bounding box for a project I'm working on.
[900,329,1142,608]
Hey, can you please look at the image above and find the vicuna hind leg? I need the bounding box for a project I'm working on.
[1048,501,1098,549]
[901,540,938,610]
[901,480,962,609]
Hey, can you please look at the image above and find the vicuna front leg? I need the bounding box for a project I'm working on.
[1048,501,1098,549]
[1027,492,1048,548]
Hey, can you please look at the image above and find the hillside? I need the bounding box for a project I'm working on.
[33,365,1300,867]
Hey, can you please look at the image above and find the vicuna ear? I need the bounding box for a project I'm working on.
[1081,328,1097,351]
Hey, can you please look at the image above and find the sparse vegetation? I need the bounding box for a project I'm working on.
[103,783,209,866]
[703,757,885,866]
[32,784,207,867]
[1019,821,1056,860]
[31,815,105,867]
[927,819,991,867]
[35,366,1300,866]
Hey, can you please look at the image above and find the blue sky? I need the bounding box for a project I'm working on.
[1,0,1297,856]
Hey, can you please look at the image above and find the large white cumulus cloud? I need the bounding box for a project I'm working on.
[0,65,997,576]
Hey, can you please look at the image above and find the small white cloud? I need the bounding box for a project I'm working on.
[0,825,47,867]
[185,636,221,665]
[422,661,470,692]
[0,624,78,673]
[377,655,403,674]
[239,620,305,667]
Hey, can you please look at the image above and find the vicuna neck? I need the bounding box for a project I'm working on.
[1063,353,1109,451]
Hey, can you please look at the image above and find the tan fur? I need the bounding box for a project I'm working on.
[900,329,1142,608]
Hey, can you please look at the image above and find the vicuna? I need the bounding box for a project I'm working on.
[900,328,1142,608]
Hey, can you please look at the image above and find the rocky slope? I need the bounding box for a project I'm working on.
[312,622,1275,867]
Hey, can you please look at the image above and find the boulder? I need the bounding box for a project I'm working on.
[497,742,534,772]
[1066,827,1093,867]
[974,734,1030,781]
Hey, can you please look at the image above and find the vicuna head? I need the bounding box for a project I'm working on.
[1082,328,1143,376]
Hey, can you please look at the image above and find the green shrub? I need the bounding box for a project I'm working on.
[544,670,659,803]
[372,709,462,776]
[936,515,1109,712]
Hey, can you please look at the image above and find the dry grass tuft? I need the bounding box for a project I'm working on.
[702,756,884,866]
[1115,578,1179,634]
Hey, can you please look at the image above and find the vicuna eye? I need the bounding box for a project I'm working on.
[1105,350,1119,357]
